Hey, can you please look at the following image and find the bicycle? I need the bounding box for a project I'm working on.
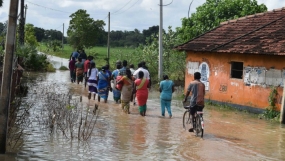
[183,104,204,138]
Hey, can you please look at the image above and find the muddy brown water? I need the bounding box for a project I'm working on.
[1,58,285,160]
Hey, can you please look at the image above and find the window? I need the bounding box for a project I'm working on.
[231,62,243,79]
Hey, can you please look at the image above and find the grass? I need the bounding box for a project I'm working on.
[59,66,69,70]
[38,44,137,70]
[46,64,56,72]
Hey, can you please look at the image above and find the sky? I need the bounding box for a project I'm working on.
[0,0,284,35]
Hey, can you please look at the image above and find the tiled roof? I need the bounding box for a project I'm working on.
[175,7,285,55]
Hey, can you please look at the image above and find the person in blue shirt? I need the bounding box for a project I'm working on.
[159,75,175,118]
[119,60,127,76]
[69,50,80,60]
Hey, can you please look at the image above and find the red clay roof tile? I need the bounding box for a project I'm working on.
[175,8,285,55]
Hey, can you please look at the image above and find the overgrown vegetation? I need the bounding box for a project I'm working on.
[46,63,56,72]
[206,100,237,111]
[59,66,68,70]
[32,83,99,141]
[260,86,280,120]
[16,45,51,71]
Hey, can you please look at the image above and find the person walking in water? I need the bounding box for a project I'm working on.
[134,71,149,116]
[117,69,134,114]
[159,75,175,118]
[97,66,111,103]
[69,57,76,83]
[84,56,92,88]
[75,57,84,84]
[87,62,98,100]
[111,64,122,103]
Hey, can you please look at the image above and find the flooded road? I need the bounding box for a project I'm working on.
[1,59,285,160]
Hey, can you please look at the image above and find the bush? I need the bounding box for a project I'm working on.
[16,45,49,71]
[46,63,56,72]
[59,66,68,70]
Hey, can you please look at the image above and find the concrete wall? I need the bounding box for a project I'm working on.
[185,51,285,110]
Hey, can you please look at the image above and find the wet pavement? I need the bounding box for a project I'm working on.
[1,58,285,160]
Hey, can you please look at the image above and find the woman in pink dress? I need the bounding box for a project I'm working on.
[134,71,149,116]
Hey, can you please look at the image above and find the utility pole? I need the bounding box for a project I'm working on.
[280,80,285,123]
[107,12,110,65]
[18,0,25,45]
[24,4,27,24]
[0,0,19,154]
[62,23,64,50]
[158,0,163,80]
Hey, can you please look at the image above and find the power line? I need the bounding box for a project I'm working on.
[54,24,63,31]
[112,0,132,14]
[26,1,109,20]
[112,0,141,16]
[26,0,72,14]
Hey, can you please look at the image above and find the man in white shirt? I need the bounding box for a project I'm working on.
[133,62,150,80]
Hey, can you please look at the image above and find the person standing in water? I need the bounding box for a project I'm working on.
[159,75,175,118]
[69,57,76,83]
[117,69,134,114]
[75,57,84,84]
[111,64,122,103]
[134,71,149,116]
[87,62,98,100]
[97,66,111,103]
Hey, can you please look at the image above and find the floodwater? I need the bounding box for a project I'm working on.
[1,57,285,161]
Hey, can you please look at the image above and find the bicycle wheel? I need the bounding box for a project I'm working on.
[183,111,191,130]
[195,115,204,138]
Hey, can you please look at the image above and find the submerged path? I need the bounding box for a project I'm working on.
[0,69,284,161]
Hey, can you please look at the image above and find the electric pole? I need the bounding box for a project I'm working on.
[0,0,19,154]
[24,4,27,24]
[107,12,110,65]
[19,0,25,45]
[62,23,64,50]
[158,0,163,80]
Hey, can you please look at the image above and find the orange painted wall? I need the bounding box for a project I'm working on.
[185,51,285,110]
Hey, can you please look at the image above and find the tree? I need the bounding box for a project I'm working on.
[177,0,267,42]
[142,25,159,40]
[67,9,105,49]
[24,23,38,46]
[34,27,45,42]
[113,27,185,83]
[0,0,3,7]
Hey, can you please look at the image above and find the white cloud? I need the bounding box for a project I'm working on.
[0,0,283,35]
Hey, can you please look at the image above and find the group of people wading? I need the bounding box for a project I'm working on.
[69,55,175,118]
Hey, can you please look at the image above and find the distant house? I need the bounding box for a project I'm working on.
[175,7,285,113]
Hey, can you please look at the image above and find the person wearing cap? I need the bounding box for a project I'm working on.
[97,66,111,103]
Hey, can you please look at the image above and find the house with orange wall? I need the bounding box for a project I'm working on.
[175,7,285,113]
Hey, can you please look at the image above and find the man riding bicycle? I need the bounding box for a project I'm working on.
[183,72,205,132]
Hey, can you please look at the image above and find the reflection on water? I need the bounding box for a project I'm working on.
[1,66,285,160]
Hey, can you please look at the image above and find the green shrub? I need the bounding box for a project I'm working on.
[260,86,280,120]
[59,66,68,70]
[46,63,56,72]
[16,45,49,71]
